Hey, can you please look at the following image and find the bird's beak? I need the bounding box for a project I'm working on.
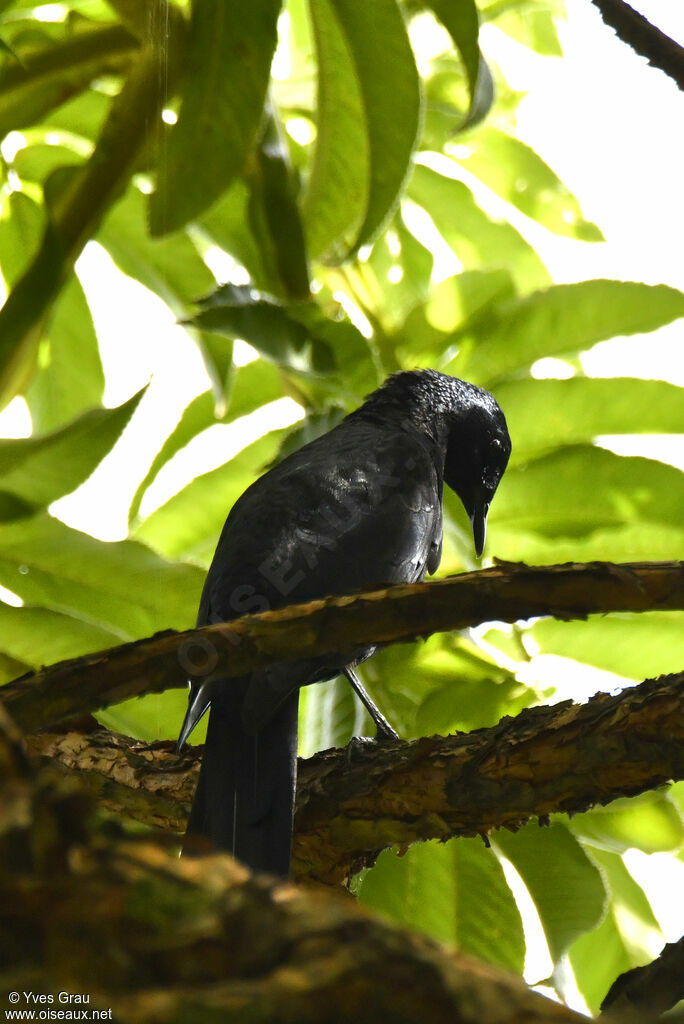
[469,491,490,558]
[176,680,213,752]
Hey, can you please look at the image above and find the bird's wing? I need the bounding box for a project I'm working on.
[193,422,443,732]
[200,424,442,624]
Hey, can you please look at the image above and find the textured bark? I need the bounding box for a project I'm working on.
[0,706,601,1024]
[26,670,684,884]
[600,936,684,1018]
[4,560,683,734]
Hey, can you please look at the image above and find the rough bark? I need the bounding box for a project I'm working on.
[4,560,683,735]
[26,670,684,885]
[0,709,627,1024]
[600,936,684,1018]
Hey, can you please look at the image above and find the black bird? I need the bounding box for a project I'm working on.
[177,369,511,876]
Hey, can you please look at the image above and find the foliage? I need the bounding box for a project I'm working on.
[0,0,682,1014]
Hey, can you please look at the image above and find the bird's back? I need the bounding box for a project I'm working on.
[199,412,444,631]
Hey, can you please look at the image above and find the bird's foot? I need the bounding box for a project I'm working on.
[344,734,377,766]
[374,718,400,743]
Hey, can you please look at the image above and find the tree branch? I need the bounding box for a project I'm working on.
[600,936,684,1018]
[590,0,684,89]
[26,669,684,885]
[0,713,632,1024]
[4,560,683,734]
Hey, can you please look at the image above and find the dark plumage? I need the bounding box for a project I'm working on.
[178,369,511,875]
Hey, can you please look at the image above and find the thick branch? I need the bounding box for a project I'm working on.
[0,716,621,1024]
[26,670,684,884]
[600,936,684,1018]
[590,0,684,89]
[4,561,683,734]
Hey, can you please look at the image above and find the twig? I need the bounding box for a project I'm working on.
[590,0,684,89]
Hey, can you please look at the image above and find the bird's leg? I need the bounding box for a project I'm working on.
[344,667,399,741]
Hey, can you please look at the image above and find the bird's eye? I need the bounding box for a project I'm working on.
[490,438,502,451]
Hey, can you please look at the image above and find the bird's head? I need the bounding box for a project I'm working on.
[442,383,511,558]
[358,369,511,557]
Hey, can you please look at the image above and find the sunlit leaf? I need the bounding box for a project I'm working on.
[408,165,549,291]
[0,188,44,287]
[150,0,280,234]
[25,273,104,433]
[426,0,494,127]
[495,821,606,964]
[188,284,334,373]
[324,0,421,255]
[134,428,288,563]
[0,24,135,137]
[359,837,525,973]
[569,792,684,855]
[454,127,603,240]
[496,377,684,466]
[245,103,310,299]
[302,0,368,261]
[0,388,142,515]
[487,521,684,566]
[491,447,684,537]
[128,360,285,523]
[298,675,367,757]
[98,184,215,312]
[0,601,119,666]
[0,513,203,638]
[454,280,684,384]
[568,848,662,1014]
[532,612,684,682]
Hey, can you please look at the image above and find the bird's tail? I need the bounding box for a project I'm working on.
[183,679,299,877]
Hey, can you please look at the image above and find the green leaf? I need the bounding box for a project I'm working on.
[0,513,204,639]
[96,687,192,743]
[496,377,684,466]
[128,360,284,523]
[455,128,603,240]
[455,280,684,384]
[492,6,563,56]
[358,837,525,974]
[491,447,684,537]
[569,792,684,855]
[303,0,369,260]
[363,213,434,331]
[0,24,136,138]
[37,85,109,142]
[299,675,367,757]
[0,389,142,515]
[25,273,104,433]
[0,601,120,667]
[245,104,310,299]
[568,848,661,1014]
[326,0,421,255]
[487,522,684,567]
[0,41,171,410]
[426,0,494,128]
[134,428,288,563]
[188,285,334,373]
[149,0,281,234]
[495,821,606,965]
[98,184,215,313]
[199,178,283,295]
[532,611,684,682]
[0,189,44,288]
[395,269,516,367]
[408,165,549,292]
